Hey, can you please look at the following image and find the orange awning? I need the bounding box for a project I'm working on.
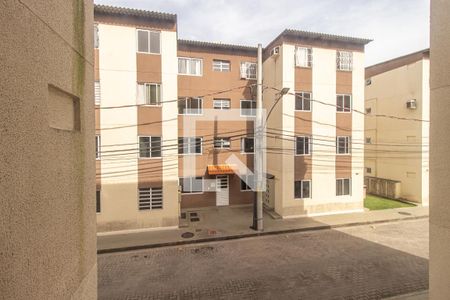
[207,164,235,175]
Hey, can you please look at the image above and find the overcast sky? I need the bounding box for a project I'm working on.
[95,0,430,66]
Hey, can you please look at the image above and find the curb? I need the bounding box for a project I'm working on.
[97,214,428,254]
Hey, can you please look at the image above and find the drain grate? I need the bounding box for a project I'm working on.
[181,232,194,238]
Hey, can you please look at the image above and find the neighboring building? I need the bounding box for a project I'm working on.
[94,5,371,232]
[430,0,450,297]
[365,50,430,205]
[263,30,370,218]
[1,1,96,299]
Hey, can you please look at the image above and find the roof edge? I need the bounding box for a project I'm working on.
[94,4,177,22]
[178,39,258,53]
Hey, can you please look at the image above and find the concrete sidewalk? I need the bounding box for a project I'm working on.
[97,205,428,253]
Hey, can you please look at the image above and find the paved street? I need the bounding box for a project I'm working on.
[98,219,428,300]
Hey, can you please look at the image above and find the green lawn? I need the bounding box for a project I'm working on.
[364,195,416,210]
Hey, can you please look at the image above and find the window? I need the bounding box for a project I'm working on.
[337,51,353,71]
[295,47,312,67]
[137,83,161,105]
[295,180,311,198]
[213,99,231,110]
[241,137,254,153]
[214,138,231,149]
[96,135,100,159]
[137,29,160,54]
[94,24,99,49]
[179,177,203,193]
[240,100,256,116]
[240,62,257,80]
[336,94,352,112]
[366,167,372,174]
[295,136,311,155]
[95,81,101,105]
[240,174,255,191]
[178,137,202,154]
[178,57,203,76]
[178,97,203,115]
[138,187,163,210]
[96,190,101,213]
[336,178,351,196]
[365,137,372,144]
[336,136,351,154]
[139,136,162,158]
[213,60,230,72]
[295,92,311,111]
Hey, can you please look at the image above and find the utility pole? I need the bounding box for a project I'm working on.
[254,43,264,231]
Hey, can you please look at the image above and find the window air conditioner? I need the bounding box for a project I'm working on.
[270,46,280,57]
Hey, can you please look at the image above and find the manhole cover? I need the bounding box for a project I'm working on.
[190,217,200,222]
[398,211,412,216]
[181,232,194,238]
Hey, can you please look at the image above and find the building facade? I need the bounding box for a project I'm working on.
[94,5,370,232]
[365,50,430,205]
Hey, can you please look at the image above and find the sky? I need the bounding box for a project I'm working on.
[95,0,430,66]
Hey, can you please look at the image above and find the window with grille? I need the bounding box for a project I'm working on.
[214,137,231,149]
[336,136,351,154]
[240,62,257,79]
[240,174,255,191]
[178,97,203,115]
[295,47,312,67]
[295,92,311,111]
[137,29,160,54]
[337,51,353,71]
[178,57,203,76]
[336,94,352,112]
[294,180,311,198]
[240,100,256,116]
[95,81,101,105]
[137,83,161,105]
[96,135,100,159]
[138,187,163,210]
[213,99,231,110]
[96,190,101,213]
[295,136,311,155]
[139,136,162,158]
[179,177,203,193]
[213,60,230,72]
[241,137,254,153]
[336,178,351,196]
[178,137,202,154]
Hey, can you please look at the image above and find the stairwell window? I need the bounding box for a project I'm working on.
[178,57,203,76]
[295,180,311,199]
[214,137,231,149]
[139,136,162,158]
[96,190,101,213]
[295,136,311,155]
[137,29,160,54]
[336,178,351,196]
[179,177,203,194]
[94,24,99,49]
[178,97,203,115]
[336,136,351,154]
[240,62,257,80]
[295,92,311,111]
[95,81,101,105]
[337,94,352,112]
[295,47,312,67]
[241,137,254,154]
[178,137,202,155]
[240,100,256,117]
[138,187,163,210]
[337,51,353,71]
[213,60,230,72]
[137,83,161,106]
[213,99,231,110]
[96,135,100,160]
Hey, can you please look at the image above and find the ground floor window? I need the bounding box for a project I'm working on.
[138,187,163,210]
[179,177,203,194]
[96,190,101,213]
[336,178,351,196]
[240,174,255,191]
[294,180,311,199]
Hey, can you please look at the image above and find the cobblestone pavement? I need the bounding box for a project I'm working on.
[98,219,428,300]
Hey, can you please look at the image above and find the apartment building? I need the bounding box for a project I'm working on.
[263,30,370,218]
[94,5,371,232]
[365,49,430,205]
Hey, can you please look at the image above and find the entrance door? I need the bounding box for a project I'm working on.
[216,175,229,206]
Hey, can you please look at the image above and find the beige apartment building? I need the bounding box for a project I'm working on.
[365,50,430,205]
[94,5,371,232]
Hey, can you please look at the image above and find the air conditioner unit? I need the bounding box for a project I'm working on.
[270,46,280,57]
[406,99,417,109]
